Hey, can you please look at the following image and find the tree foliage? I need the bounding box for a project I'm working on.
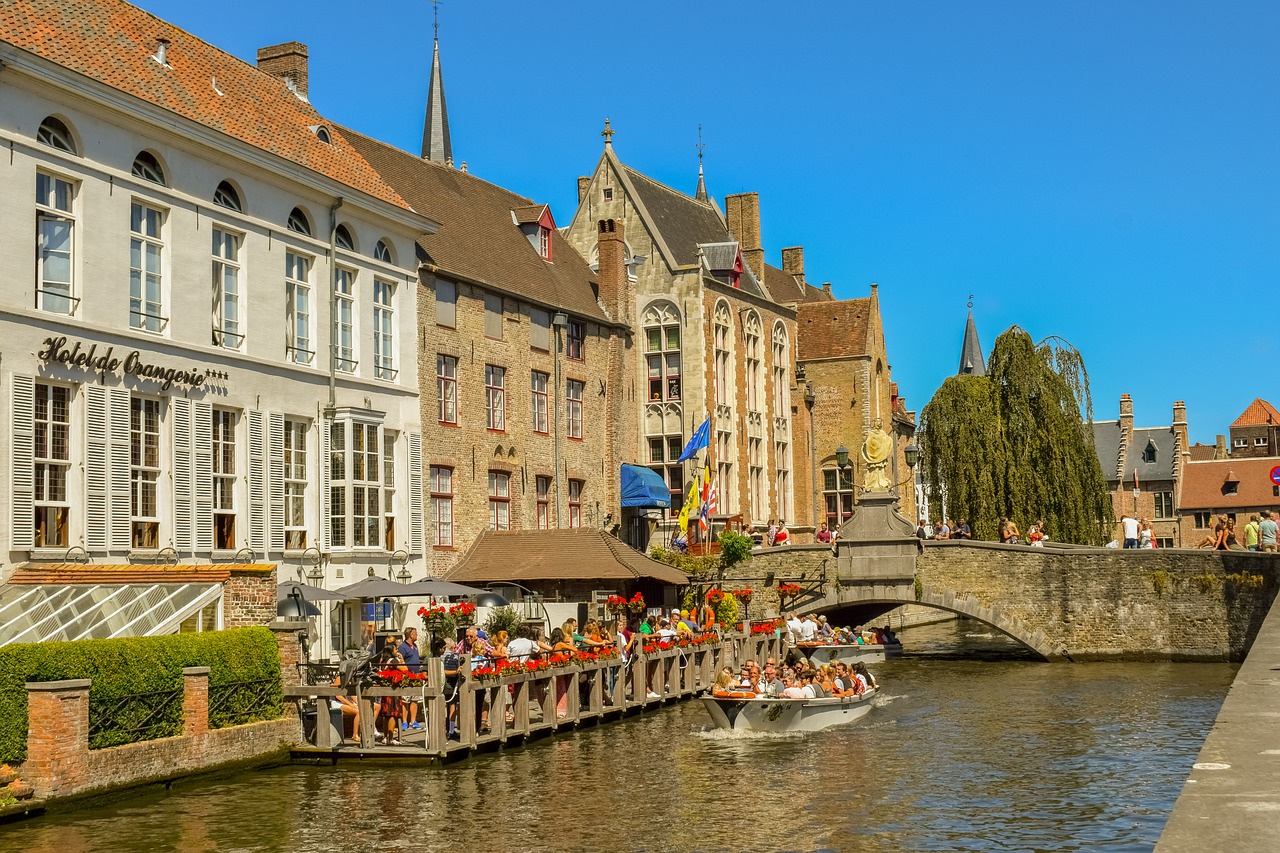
[920,327,1112,544]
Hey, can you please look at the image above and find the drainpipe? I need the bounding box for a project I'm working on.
[325,197,345,415]
[552,312,569,528]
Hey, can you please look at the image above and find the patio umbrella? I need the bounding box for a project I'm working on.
[276,582,352,602]
[334,576,434,598]
[412,578,490,597]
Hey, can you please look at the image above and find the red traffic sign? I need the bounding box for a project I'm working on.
[1272,466,1280,486]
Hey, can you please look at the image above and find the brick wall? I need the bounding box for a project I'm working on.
[223,566,277,627]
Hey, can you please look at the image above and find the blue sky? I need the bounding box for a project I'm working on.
[145,0,1278,445]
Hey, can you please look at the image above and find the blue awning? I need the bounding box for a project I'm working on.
[620,464,671,509]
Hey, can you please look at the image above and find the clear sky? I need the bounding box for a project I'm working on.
[140,0,1278,445]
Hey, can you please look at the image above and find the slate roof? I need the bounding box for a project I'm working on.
[1092,421,1178,484]
[700,242,739,271]
[622,166,731,267]
[1231,399,1280,428]
[1179,458,1280,511]
[0,0,411,210]
[796,298,871,360]
[445,529,688,585]
[958,310,986,376]
[345,130,612,323]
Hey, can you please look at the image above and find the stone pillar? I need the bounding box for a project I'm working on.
[271,619,307,691]
[182,667,210,737]
[24,680,91,799]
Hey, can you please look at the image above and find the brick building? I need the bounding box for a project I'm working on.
[1227,399,1280,459]
[1179,456,1280,543]
[1092,395,1190,547]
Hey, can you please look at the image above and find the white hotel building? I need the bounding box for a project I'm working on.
[0,0,435,650]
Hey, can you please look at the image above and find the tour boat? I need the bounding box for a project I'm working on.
[795,643,902,666]
[700,688,877,733]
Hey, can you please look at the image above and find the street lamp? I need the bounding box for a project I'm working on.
[904,443,919,471]
[835,445,850,468]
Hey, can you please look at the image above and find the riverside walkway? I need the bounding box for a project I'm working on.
[1156,595,1280,851]
[286,628,785,762]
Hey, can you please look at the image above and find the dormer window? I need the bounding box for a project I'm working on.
[514,204,555,262]
[334,224,354,251]
[213,180,242,212]
[287,207,311,236]
[538,227,550,260]
[37,116,76,154]
[1142,441,1157,464]
[312,125,331,144]
[131,151,166,186]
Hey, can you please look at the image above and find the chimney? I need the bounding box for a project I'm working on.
[577,177,591,206]
[781,246,805,280]
[1215,434,1227,460]
[725,192,764,280]
[1119,393,1134,433]
[822,282,832,296]
[257,42,309,99]
[596,218,629,323]
[152,37,170,68]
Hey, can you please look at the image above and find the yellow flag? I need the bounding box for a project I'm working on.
[677,470,700,535]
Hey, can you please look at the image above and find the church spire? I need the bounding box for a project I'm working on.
[420,1,453,165]
[957,295,985,376]
[694,124,708,202]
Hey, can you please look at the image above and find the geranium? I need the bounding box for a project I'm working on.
[627,591,646,613]
[706,588,725,605]
[776,582,802,598]
[574,647,620,664]
[731,587,754,603]
[371,669,427,687]
[606,595,629,615]
[449,601,476,618]
[546,652,575,668]
[417,603,447,619]
[751,618,785,635]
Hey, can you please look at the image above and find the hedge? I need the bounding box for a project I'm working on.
[0,627,283,763]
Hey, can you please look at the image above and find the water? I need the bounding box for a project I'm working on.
[3,621,1234,853]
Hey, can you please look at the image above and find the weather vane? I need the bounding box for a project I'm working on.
[432,0,441,38]
[696,124,705,164]
[967,293,974,310]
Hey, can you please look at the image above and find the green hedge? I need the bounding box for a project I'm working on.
[0,628,283,763]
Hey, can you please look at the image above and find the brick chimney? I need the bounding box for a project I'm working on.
[1214,434,1228,460]
[781,246,805,281]
[596,218,629,323]
[725,192,764,281]
[257,42,309,99]
[577,176,591,206]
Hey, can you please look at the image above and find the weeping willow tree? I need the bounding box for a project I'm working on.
[920,327,1112,544]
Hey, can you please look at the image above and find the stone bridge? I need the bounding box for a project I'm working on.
[729,539,1280,662]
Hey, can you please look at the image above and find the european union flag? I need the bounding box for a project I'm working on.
[677,417,711,463]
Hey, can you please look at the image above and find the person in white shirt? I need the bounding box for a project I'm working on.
[1120,513,1141,549]
[785,612,804,644]
[798,615,819,643]
[656,619,677,639]
[506,624,539,662]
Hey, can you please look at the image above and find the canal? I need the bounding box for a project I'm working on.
[3,620,1234,852]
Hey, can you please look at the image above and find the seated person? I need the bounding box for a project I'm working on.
[331,673,359,739]
[780,676,807,699]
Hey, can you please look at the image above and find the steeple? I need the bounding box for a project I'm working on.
[957,296,985,376]
[694,124,708,202]
[420,2,453,165]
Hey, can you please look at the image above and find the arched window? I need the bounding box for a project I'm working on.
[131,151,166,186]
[334,223,354,251]
[37,116,76,154]
[374,239,394,264]
[642,301,681,403]
[287,207,311,236]
[743,310,764,521]
[713,300,735,513]
[314,125,332,144]
[213,180,242,212]
[772,321,792,522]
[744,311,763,413]
[713,301,733,410]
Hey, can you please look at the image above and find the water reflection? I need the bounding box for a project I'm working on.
[3,621,1233,853]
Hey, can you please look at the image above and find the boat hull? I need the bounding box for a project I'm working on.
[796,643,901,666]
[701,689,876,733]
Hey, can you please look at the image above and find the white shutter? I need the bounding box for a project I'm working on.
[320,418,331,551]
[85,385,110,551]
[248,410,266,552]
[107,388,131,551]
[193,401,214,551]
[408,431,424,554]
[10,376,36,550]
[269,413,285,553]
[171,397,193,551]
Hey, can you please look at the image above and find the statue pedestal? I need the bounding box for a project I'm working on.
[835,492,918,581]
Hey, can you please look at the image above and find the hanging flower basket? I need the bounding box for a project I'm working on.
[606,595,629,617]
[626,592,646,614]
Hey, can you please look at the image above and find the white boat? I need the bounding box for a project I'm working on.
[796,643,902,666]
[700,688,877,733]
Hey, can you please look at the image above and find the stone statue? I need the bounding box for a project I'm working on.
[861,420,893,492]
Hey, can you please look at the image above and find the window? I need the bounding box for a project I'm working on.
[714,302,732,408]
[430,466,453,546]
[772,323,791,521]
[646,404,683,512]
[566,380,583,439]
[382,431,397,551]
[1154,491,1174,520]
[1255,437,1269,447]
[1233,438,1247,448]
[435,279,457,327]
[530,308,551,351]
[772,323,790,416]
[484,293,503,339]
[568,479,584,528]
[330,422,347,547]
[373,280,396,379]
[36,172,75,314]
[744,312,762,412]
[285,252,313,364]
[131,151,165,185]
[567,321,585,361]
[330,421,386,549]
[645,320,681,401]
[716,428,733,514]
[212,409,236,550]
[1156,538,1174,549]
[130,397,161,548]
[536,475,551,529]
[334,268,356,372]
[212,228,242,348]
[287,207,311,236]
[485,365,506,430]
[213,181,241,212]
[748,437,765,522]
[37,116,76,153]
[603,188,613,201]
[488,471,510,530]
[437,355,458,424]
[334,224,354,251]
[315,126,331,144]
[1142,442,1157,464]
[1194,511,1212,529]
[538,227,551,261]
[1224,481,1239,497]
[374,239,393,264]
[531,371,549,434]
[33,384,71,547]
[283,419,308,550]
[823,467,854,530]
[129,202,165,332]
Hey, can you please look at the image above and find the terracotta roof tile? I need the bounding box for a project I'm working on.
[445,529,687,585]
[1189,443,1218,462]
[0,0,410,210]
[796,298,870,360]
[1231,398,1280,428]
[1179,458,1280,510]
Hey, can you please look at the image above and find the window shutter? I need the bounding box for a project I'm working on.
[108,388,131,551]
[193,401,214,551]
[269,413,285,552]
[320,418,331,551]
[171,397,193,551]
[408,431,424,554]
[85,385,110,551]
[9,375,36,550]
[248,410,266,552]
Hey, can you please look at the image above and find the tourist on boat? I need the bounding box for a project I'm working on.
[785,612,803,643]
[760,660,784,696]
[798,614,819,642]
[780,675,807,699]
[879,625,900,645]
[712,667,736,695]
[816,615,833,639]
